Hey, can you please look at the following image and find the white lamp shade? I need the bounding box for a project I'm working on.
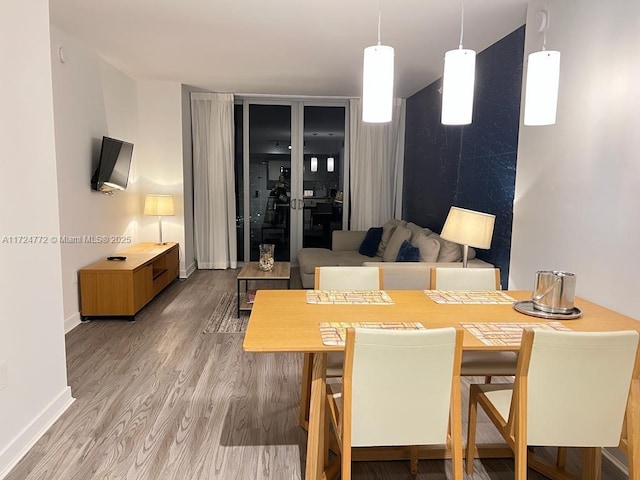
[362,44,394,123]
[327,157,334,172]
[310,157,318,172]
[524,50,561,126]
[144,194,175,216]
[441,49,476,125]
[440,206,495,249]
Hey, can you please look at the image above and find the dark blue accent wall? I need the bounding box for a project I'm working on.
[403,26,525,288]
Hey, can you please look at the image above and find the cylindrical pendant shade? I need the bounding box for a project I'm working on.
[524,50,561,126]
[362,45,394,123]
[441,48,476,125]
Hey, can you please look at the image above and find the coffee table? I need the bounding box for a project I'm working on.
[236,262,291,317]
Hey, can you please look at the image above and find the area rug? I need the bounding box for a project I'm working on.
[203,292,250,333]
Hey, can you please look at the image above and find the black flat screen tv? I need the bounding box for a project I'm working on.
[91,136,133,193]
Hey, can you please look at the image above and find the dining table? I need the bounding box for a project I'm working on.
[242,289,640,480]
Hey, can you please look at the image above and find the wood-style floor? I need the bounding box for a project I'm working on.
[6,269,628,479]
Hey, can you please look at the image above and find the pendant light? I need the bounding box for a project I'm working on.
[441,0,476,125]
[310,157,318,172]
[362,9,394,123]
[524,10,561,126]
[326,157,335,172]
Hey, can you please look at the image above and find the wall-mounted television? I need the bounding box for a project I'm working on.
[91,136,133,194]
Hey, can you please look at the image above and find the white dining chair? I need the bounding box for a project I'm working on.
[314,266,383,291]
[327,327,464,479]
[300,266,384,426]
[430,267,501,291]
[466,328,640,479]
[431,267,517,383]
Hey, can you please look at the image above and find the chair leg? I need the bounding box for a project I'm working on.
[583,447,602,480]
[514,409,528,480]
[466,385,479,474]
[626,378,640,480]
[342,446,352,480]
[484,375,492,384]
[410,445,419,474]
[556,446,567,469]
[299,353,312,427]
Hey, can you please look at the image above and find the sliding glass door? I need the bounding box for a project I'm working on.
[236,99,348,265]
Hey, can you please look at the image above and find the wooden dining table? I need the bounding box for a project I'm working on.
[242,289,640,480]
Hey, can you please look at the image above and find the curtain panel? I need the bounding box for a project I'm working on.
[190,92,237,269]
[349,98,406,230]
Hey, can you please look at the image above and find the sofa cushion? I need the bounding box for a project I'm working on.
[396,240,420,262]
[413,232,441,262]
[383,226,412,262]
[334,251,380,266]
[358,227,383,257]
[428,233,462,262]
[298,248,341,274]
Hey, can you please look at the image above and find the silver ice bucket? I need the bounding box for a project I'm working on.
[532,271,576,314]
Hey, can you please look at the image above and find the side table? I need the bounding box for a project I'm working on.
[236,262,291,317]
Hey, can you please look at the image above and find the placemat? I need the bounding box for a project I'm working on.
[306,290,394,305]
[425,290,516,304]
[461,322,572,346]
[320,321,426,346]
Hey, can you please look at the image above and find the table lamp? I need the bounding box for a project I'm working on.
[440,206,495,267]
[144,194,175,244]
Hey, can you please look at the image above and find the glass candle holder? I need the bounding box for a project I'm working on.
[258,244,275,271]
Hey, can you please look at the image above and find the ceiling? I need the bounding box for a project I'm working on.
[49,0,528,99]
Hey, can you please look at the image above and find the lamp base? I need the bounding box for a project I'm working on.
[462,244,469,268]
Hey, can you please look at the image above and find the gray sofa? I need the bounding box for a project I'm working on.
[298,222,492,289]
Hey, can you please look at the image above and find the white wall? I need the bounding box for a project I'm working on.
[50,26,140,332]
[136,82,188,275]
[0,1,73,476]
[511,0,640,320]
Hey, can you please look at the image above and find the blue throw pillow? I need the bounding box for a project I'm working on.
[396,240,420,262]
[358,227,383,257]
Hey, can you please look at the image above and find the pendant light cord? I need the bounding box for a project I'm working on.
[458,0,465,49]
[377,0,382,46]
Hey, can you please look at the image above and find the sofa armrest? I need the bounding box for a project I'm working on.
[332,230,367,251]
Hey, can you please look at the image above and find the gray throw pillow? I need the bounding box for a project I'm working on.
[376,220,397,257]
[406,222,423,241]
[383,226,412,262]
[413,232,441,262]
[428,233,462,262]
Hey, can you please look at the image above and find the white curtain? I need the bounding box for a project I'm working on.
[191,92,237,269]
[349,98,406,230]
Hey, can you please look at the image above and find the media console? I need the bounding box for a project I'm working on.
[79,242,179,320]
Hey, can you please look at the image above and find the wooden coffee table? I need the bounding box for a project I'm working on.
[236,262,291,317]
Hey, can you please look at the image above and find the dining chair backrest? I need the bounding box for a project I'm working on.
[518,329,639,446]
[314,266,383,290]
[344,327,463,447]
[431,267,500,290]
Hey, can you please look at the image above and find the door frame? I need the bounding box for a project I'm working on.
[238,96,350,265]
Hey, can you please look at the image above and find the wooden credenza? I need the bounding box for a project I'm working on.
[79,242,179,319]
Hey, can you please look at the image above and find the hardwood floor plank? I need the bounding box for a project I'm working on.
[4,268,628,480]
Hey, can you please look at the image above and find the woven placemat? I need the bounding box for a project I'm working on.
[306,290,394,305]
[425,290,516,304]
[319,321,425,346]
[461,321,572,346]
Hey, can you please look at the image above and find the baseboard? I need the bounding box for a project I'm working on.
[182,261,197,279]
[603,447,628,476]
[64,312,81,333]
[0,387,75,479]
